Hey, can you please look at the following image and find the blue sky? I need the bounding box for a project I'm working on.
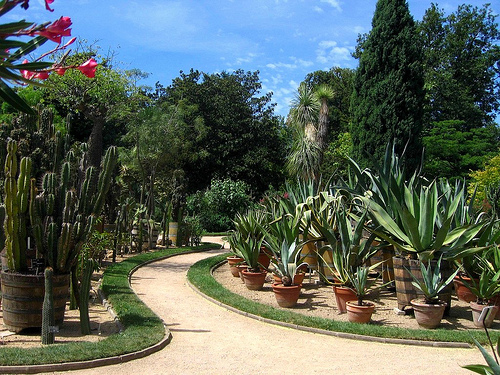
[9,0,499,116]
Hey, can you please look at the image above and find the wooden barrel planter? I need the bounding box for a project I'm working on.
[393,257,452,314]
[300,239,318,271]
[1,271,70,332]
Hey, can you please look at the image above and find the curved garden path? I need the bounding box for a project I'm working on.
[52,238,484,375]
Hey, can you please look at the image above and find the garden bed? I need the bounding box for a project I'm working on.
[213,262,497,331]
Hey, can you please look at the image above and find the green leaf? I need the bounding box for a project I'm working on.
[7,36,48,63]
[0,79,34,114]
[0,20,33,34]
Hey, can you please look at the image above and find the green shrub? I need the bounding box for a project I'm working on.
[187,178,253,232]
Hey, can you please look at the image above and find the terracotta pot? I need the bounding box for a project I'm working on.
[227,256,244,277]
[236,264,248,282]
[333,285,357,314]
[241,269,267,291]
[346,301,375,324]
[258,252,271,269]
[410,299,446,329]
[470,301,498,328]
[272,283,302,308]
[273,272,305,285]
[453,276,476,303]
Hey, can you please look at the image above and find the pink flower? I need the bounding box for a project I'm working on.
[283,192,289,199]
[20,59,35,80]
[37,16,72,43]
[77,58,98,78]
[55,67,67,76]
[34,71,49,80]
[45,0,55,12]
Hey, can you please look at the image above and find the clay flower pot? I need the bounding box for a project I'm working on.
[453,276,476,303]
[410,299,447,329]
[272,283,302,308]
[470,301,499,328]
[346,301,375,324]
[273,272,305,285]
[241,269,267,290]
[227,256,244,277]
[333,285,357,314]
[258,251,271,269]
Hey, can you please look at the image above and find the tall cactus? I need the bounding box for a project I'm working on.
[41,267,55,345]
[29,145,118,274]
[4,140,31,272]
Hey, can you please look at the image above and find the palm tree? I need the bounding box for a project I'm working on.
[315,84,334,151]
[286,83,334,181]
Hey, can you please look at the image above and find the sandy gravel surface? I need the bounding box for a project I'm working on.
[49,238,487,375]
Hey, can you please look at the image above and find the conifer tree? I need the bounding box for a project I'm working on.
[350,0,425,172]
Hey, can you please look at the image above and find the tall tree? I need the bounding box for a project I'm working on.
[157,69,286,196]
[350,0,425,172]
[419,4,500,130]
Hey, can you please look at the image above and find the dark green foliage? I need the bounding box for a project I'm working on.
[158,69,286,196]
[419,4,500,130]
[422,120,499,179]
[41,267,55,345]
[186,178,253,232]
[350,0,425,172]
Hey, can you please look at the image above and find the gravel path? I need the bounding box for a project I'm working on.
[51,240,486,375]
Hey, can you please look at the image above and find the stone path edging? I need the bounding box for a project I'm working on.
[186,258,472,350]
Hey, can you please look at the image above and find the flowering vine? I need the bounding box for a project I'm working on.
[0,0,98,114]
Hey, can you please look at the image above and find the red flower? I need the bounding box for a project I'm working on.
[77,58,98,78]
[45,0,55,12]
[37,16,72,43]
[283,192,289,199]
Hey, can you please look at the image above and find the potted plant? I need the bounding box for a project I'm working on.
[228,230,267,290]
[345,266,384,324]
[459,263,500,328]
[263,213,308,307]
[312,206,380,313]
[407,256,459,329]
[1,140,118,332]
[363,180,487,311]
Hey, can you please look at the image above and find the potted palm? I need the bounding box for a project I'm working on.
[407,256,459,328]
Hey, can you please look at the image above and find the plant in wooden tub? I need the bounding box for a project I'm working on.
[1,140,118,333]
[407,256,459,329]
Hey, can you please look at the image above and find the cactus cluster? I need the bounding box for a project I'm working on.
[29,145,118,274]
[3,137,117,274]
[3,139,31,272]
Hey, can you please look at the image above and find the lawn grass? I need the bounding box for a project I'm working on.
[187,253,500,346]
[0,243,218,366]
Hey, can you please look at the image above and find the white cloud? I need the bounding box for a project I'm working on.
[316,40,352,64]
[313,6,324,13]
[320,0,342,12]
